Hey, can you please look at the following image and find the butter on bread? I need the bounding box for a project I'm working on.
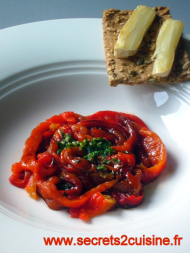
[102,7,190,86]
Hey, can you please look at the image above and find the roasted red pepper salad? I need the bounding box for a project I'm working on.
[9,111,167,220]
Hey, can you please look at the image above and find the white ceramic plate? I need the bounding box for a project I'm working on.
[0,19,190,252]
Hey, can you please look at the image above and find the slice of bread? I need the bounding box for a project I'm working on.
[102,7,190,86]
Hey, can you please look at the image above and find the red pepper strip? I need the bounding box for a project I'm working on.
[47,141,77,173]
[71,124,89,134]
[46,115,67,124]
[60,111,76,121]
[90,128,115,143]
[73,113,87,122]
[125,194,144,206]
[46,111,84,125]
[37,163,57,178]
[77,173,94,191]
[61,147,91,172]
[112,190,144,208]
[66,117,77,124]
[37,152,55,166]
[47,174,82,197]
[114,115,138,152]
[21,122,51,171]
[37,152,57,178]
[136,150,152,168]
[25,174,38,199]
[59,171,83,196]
[111,171,143,207]
[108,128,126,145]
[87,110,118,123]
[80,119,137,152]
[133,169,142,182]
[47,140,60,161]
[57,111,78,124]
[11,162,28,175]
[121,113,148,129]
[37,189,64,210]
[48,176,61,184]
[69,192,116,220]
[34,176,63,208]
[36,177,118,208]
[137,128,167,184]
[126,172,142,195]
[88,111,148,129]
[9,170,32,188]
[115,153,136,168]
[49,168,93,192]
[103,164,119,173]
[113,172,142,195]
[43,130,54,139]
[53,125,73,142]
[73,133,93,141]
[79,119,138,151]
[79,119,129,139]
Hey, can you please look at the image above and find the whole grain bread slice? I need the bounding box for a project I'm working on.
[102,7,190,86]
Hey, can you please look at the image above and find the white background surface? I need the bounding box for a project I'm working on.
[0,0,190,33]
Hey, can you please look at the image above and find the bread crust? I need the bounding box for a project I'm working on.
[102,7,190,86]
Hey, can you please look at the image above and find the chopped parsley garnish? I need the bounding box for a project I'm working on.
[96,165,109,172]
[112,158,121,164]
[56,132,114,164]
[102,159,110,165]
[84,138,113,163]
[57,132,78,150]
